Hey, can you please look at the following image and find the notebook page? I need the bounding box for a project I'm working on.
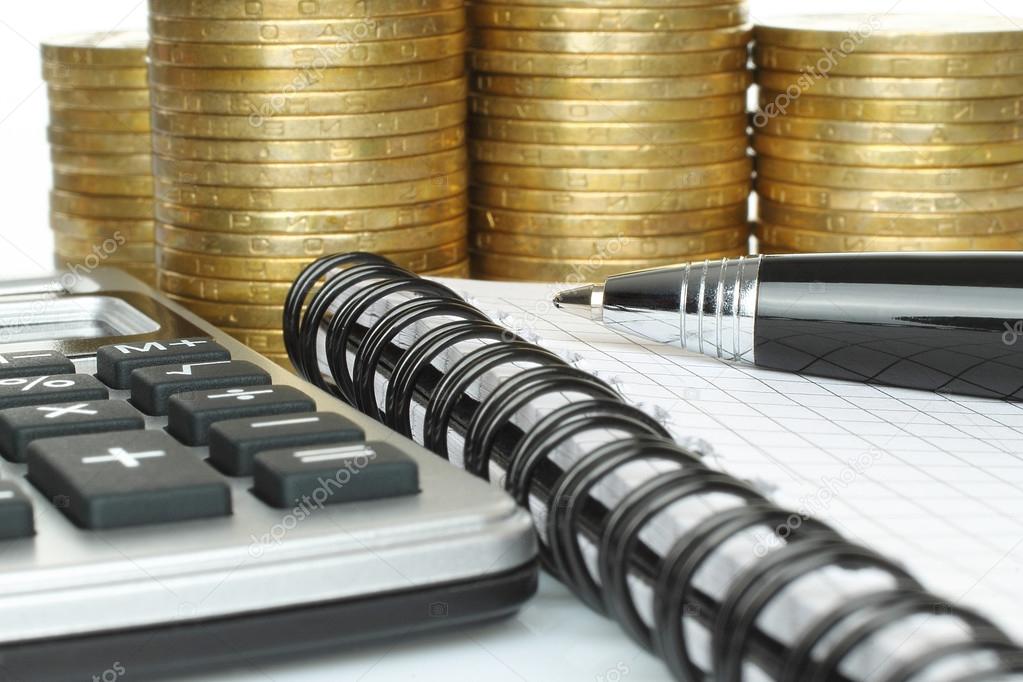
[441,277,1023,642]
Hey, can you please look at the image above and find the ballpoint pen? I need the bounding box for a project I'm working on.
[553,252,1023,400]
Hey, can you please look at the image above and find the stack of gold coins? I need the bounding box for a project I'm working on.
[468,0,753,282]
[42,32,156,285]
[753,15,1023,254]
[148,0,470,368]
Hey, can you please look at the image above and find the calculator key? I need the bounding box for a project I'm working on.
[130,360,271,416]
[209,412,364,477]
[27,431,231,530]
[0,374,108,410]
[96,337,230,389]
[168,385,316,446]
[254,441,419,509]
[0,351,74,379]
[0,482,34,539]
[0,400,144,463]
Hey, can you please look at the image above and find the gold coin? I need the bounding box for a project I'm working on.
[151,102,465,140]
[755,178,1023,213]
[41,31,147,67]
[150,0,464,19]
[470,47,748,77]
[757,70,1023,100]
[221,327,288,352]
[756,115,1023,145]
[47,128,153,154]
[156,216,466,256]
[149,10,466,43]
[47,109,151,133]
[165,295,290,328]
[755,223,1023,253]
[756,157,1023,192]
[472,26,751,54]
[47,87,150,111]
[157,240,468,281]
[153,148,466,188]
[51,213,155,240]
[155,170,467,210]
[470,93,745,122]
[754,15,1023,54]
[471,72,751,100]
[754,44,1023,78]
[150,77,467,115]
[50,190,154,219]
[757,199,1023,237]
[156,195,467,233]
[469,115,748,145]
[471,248,746,282]
[473,159,752,192]
[757,90,1023,124]
[472,182,750,214]
[469,136,749,168]
[149,33,467,68]
[51,151,153,174]
[425,259,469,277]
[468,5,747,31]
[473,226,747,259]
[152,126,465,162]
[55,237,155,262]
[52,170,154,197]
[754,135,1023,168]
[42,65,148,89]
[159,272,300,306]
[55,257,157,284]
[471,203,749,237]
[149,56,464,91]
[474,0,745,6]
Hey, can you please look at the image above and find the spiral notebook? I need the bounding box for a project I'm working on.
[287,254,1023,681]
[451,277,1023,635]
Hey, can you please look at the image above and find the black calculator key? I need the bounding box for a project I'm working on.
[209,412,364,477]
[168,385,316,446]
[0,374,108,410]
[0,351,74,379]
[254,441,419,509]
[130,360,271,415]
[0,400,144,463]
[0,482,34,539]
[96,337,230,389]
[27,431,231,530]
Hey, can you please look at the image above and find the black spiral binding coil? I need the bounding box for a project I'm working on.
[283,253,1023,682]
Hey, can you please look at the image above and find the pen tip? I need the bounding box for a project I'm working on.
[553,285,603,321]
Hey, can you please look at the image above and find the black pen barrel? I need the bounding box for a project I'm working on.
[754,253,1023,400]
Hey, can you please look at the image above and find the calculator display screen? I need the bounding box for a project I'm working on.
[0,295,159,345]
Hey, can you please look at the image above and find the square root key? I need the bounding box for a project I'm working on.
[130,360,271,415]
[96,338,229,389]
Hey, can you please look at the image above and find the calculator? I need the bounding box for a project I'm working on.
[0,268,537,681]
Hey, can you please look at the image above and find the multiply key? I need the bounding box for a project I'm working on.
[0,400,145,463]
[0,351,74,379]
[130,360,271,415]
[168,384,316,446]
[0,374,108,410]
[209,412,364,476]
[96,337,229,389]
[27,431,231,530]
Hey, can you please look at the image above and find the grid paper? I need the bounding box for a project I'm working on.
[446,277,1023,642]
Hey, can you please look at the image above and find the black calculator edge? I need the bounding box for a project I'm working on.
[0,560,538,682]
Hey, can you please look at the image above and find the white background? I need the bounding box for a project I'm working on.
[0,0,1018,278]
[0,2,1019,681]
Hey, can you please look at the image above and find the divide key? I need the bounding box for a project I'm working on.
[96,338,230,389]
[209,412,365,476]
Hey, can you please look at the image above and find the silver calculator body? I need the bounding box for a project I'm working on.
[0,269,537,681]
